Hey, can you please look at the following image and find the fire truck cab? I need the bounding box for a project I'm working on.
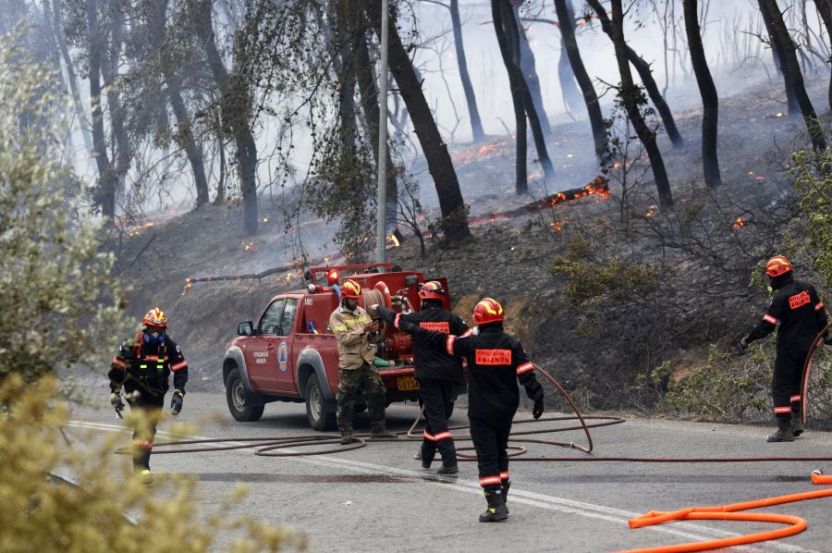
[222,263,452,430]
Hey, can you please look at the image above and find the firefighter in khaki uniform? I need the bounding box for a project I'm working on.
[329,279,396,444]
[739,255,829,442]
[395,298,545,522]
[108,308,188,476]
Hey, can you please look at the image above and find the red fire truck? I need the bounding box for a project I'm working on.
[222,263,453,430]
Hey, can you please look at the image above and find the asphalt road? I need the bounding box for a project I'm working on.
[66,393,832,553]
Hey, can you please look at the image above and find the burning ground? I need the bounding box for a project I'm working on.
[113,74,830,418]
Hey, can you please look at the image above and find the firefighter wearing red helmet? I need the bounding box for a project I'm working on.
[108,308,188,476]
[329,279,395,444]
[376,281,470,474]
[738,256,829,442]
[393,297,545,522]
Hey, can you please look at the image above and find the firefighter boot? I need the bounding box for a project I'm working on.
[437,439,458,474]
[792,417,805,437]
[502,480,511,514]
[437,464,458,475]
[340,431,359,445]
[369,424,396,439]
[767,421,796,442]
[420,442,436,469]
[479,489,508,523]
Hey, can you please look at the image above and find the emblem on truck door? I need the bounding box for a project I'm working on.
[278,341,289,372]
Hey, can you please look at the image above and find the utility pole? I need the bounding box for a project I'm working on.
[375,0,390,263]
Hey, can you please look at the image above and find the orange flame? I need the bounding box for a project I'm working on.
[733,217,747,229]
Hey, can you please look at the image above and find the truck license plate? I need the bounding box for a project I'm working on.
[396,376,419,391]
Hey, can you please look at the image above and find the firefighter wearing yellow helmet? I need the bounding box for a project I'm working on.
[329,279,395,444]
[108,308,188,476]
[738,256,829,442]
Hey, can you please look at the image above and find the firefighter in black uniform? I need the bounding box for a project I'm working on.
[108,308,189,475]
[738,256,829,442]
[377,281,470,474]
[395,297,544,522]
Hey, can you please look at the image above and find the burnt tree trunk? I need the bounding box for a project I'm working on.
[150,0,210,208]
[683,0,721,188]
[102,0,131,210]
[558,38,583,116]
[610,0,673,208]
[554,0,607,160]
[494,0,556,191]
[85,0,117,220]
[815,0,832,111]
[492,0,527,193]
[514,5,551,137]
[450,0,485,142]
[586,0,684,148]
[760,1,797,112]
[364,2,470,241]
[190,0,259,234]
[759,0,826,152]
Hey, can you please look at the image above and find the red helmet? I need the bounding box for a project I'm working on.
[419,281,446,301]
[765,255,793,278]
[341,279,361,299]
[142,307,168,329]
[472,298,504,326]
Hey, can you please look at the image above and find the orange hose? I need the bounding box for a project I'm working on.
[617,473,832,553]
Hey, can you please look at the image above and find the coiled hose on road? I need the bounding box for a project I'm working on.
[125,360,832,552]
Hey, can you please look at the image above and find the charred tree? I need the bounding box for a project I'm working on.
[759,1,797,111]
[493,0,527,193]
[189,0,259,234]
[554,0,606,160]
[449,0,485,142]
[149,0,209,208]
[586,0,684,148]
[514,4,551,137]
[493,0,556,193]
[101,0,132,210]
[759,0,826,152]
[364,2,470,241]
[85,0,117,220]
[814,0,832,111]
[682,0,721,188]
[610,0,673,208]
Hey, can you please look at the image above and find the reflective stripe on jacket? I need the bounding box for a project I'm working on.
[329,306,377,370]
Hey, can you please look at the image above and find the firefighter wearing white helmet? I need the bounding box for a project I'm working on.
[329,279,395,444]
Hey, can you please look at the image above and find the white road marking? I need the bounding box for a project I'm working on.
[66,420,819,553]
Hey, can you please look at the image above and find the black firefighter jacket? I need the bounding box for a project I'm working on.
[380,305,469,382]
[747,276,828,353]
[403,322,543,420]
[109,331,189,399]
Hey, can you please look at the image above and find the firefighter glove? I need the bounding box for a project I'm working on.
[736,336,749,356]
[110,392,125,415]
[170,390,185,416]
[533,397,544,420]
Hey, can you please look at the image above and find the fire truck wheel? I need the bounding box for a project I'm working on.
[305,374,336,431]
[225,367,265,422]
